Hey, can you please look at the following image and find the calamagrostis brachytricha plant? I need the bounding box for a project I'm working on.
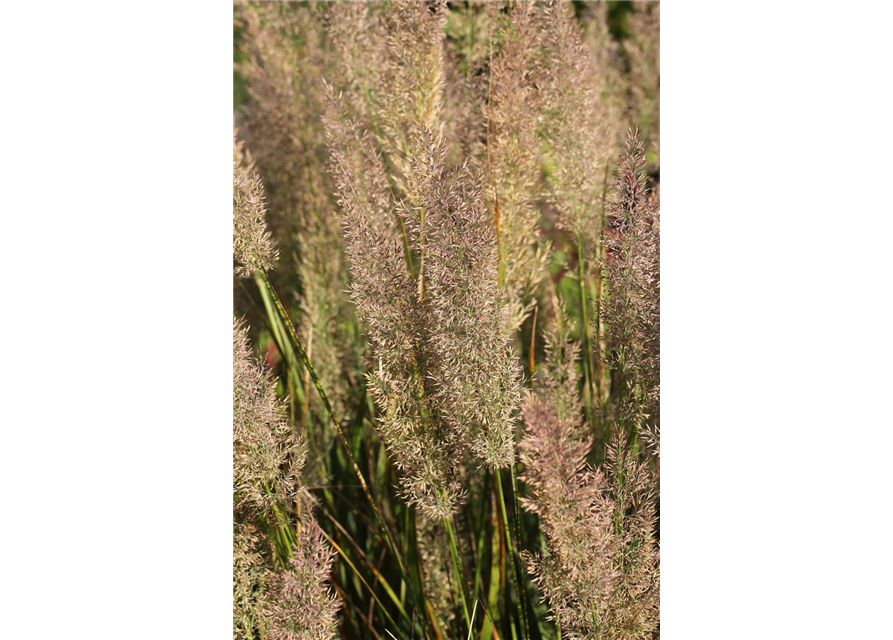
[521,309,614,638]
[601,433,660,639]
[540,0,611,419]
[415,129,521,470]
[604,129,660,431]
[324,91,458,518]
[520,304,659,639]
[233,316,298,515]
[325,1,387,130]
[582,0,629,162]
[233,3,660,637]
[236,2,327,286]
[234,517,267,638]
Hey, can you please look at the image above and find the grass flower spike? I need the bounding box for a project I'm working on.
[487,0,548,331]
[232,316,298,514]
[265,519,341,640]
[324,91,463,519]
[417,129,521,470]
[233,135,277,279]
[604,129,660,431]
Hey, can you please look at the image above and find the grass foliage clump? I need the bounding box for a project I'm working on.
[233,2,660,639]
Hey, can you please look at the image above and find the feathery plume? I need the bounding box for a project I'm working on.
[377,0,448,205]
[234,134,278,279]
[324,91,463,519]
[236,2,331,285]
[380,0,446,137]
[538,0,612,419]
[233,316,298,516]
[265,519,341,640]
[520,312,616,638]
[325,1,387,130]
[603,129,660,429]
[233,316,293,639]
[325,90,522,514]
[418,129,522,469]
[486,0,548,331]
[233,518,268,640]
[582,0,629,162]
[237,3,301,255]
[601,432,660,638]
[540,0,607,247]
[626,2,661,174]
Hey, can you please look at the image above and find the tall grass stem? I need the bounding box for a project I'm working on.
[496,470,528,640]
[445,517,472,633]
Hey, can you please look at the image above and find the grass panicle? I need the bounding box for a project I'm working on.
[486,0,549,332]
[603,129,660,435]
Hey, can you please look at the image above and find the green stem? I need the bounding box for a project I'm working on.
[471,471,489,613]
[321,528,407,632]
[496,470,528,640]
[485,476,503,640]
[264,484,296,568]
[445,517,472,633]
[253,273,305,409]
[509,465,529,638]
